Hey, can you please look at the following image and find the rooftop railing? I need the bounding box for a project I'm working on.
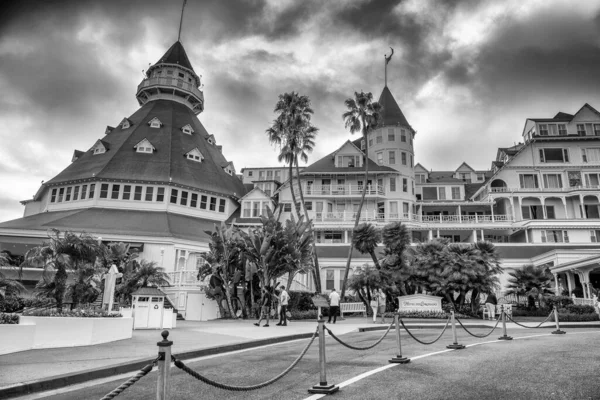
[137,77,204,102]
[303,184,386,197]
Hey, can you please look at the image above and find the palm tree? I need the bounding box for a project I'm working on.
[22,229,99,312]
[352,223,381,269]
[0,253,26,299]
[380,222,413,295]
[340,91,382,300]
[266,92,322,293]
[117,260,170,307]
[347,264,381,312]
[66,263,101,309]
[506,264,553,309]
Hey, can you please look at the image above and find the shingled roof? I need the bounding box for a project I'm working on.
[44,100,246,199]
[154,41,195,72]
[377,86,411,129]
[300,149,398,175]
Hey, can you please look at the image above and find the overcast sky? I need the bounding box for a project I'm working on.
[1,0,600,222]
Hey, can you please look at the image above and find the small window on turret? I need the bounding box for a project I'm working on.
[182,124,194,135]
[167,70,173,75]
[208,138,213,145]
[178,72,185,78]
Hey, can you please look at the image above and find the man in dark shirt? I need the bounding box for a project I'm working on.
[485,292,498,321]
[254,287,272,327]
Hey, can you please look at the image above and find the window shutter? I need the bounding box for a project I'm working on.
[563,231,569,243]
[519,175,524,188]
[546,206,555,219]
[534,175,539,188]
[563,149,569,162]
[541,231,547,243]
[558,175,563,188]
[543,175,548,188]
[592,231,597,242]
[539,149,545,162]
[521,206,531,219]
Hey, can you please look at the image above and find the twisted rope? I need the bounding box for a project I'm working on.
[172,328,318,391]
[99,357,158,400]
[455,315,501,338]
[505,311,553,328]
[324,321,393,351]
[399,317,450,345]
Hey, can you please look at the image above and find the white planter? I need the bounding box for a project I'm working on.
[0,322,36,355]
[19,316,133,349]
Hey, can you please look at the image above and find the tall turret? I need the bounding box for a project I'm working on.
[136,41,205,114]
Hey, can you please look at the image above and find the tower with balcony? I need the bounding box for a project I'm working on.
[136,41,204,115]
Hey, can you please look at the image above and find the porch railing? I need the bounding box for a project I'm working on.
[490,185,600,193]
[303,184,385,196]
[572,298,596,306]
[167,270,200,288]
[310,212,513,224]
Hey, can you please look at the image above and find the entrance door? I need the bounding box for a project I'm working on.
[185,293,203,321]
[134,296,150,329]
[147,297,164,328]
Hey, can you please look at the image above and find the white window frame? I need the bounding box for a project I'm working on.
[542,173,563,189]
[182,124,194,135]
[539,148,569,163]
[539,124,548,136]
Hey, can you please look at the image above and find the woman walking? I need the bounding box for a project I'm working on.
[378,290,387,324]
[370,289,379,323]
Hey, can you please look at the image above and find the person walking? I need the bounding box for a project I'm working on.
[328,288,340,324]
[378,290,387,324]
[485,291,498,321]
[370,289,379,323]
[254,287,272,327]
[277,288,289,326]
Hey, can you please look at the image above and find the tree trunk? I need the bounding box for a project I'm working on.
[445,292,456,310]
[288,162,300,216]
[294,158,322,293]
[55,266,68,313]
[368,250,381,270]
[286,271,295,292]
[340,121,370,300]
[470,289,480,314]
[223,279,237,319]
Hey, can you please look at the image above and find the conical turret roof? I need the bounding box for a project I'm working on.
[154,41,194,72]
[378,86,411,129]
[46,100,245,198]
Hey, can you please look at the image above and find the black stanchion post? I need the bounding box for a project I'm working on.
[157,330,173,400]
[551,306,566,335]
[446,310,465,350]
[498,309,513,340]
[389,313,410,364]
[308,320,339,394]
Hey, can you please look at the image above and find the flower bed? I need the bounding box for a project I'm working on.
[551,313,599,322]
[22,309,122,318]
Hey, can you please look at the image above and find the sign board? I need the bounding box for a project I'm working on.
[397,294,443,312]
[311,295,330,308]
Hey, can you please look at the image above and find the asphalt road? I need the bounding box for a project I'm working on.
[18,327,600,400]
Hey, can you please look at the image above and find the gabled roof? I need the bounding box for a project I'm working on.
[72,150,84,162]
[238,187,272,201]
[377,86,411,129]
[301,147,397,175]
[133,287,165,296]
[148,117,163,127]
[185,147,204,160]
[120,118,133,129]
[91,139,109,152]
[455,162,475,172]
[332,140,363,157]
[207,134,216,144]
[181,124,194,134]
[153,41,195,72]
[572,103,600,120]
[554,112,574,120]
[414,163,428,173]
[134,138,155,151]
[44,100,246,198]
[105,126,114,134]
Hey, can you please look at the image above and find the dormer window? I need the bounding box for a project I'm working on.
[167,70,173,75]
[182,124,194,135]
[207,135,216,145]
[120,118,132,129]
[222,161,235,175]
[226,169,233,176]
[185,148,204,163]
[134,138,155,154]
[91,139,108,155]
[148,117,162,128]
[105,126,114,135]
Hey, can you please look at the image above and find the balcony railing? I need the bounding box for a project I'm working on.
[310,211,513,224]
[167,269,201,288]
[137,77,204,102]
[303,184,385,197]
[490,185,600,193]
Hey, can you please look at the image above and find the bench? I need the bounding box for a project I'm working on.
[340,302,367,318]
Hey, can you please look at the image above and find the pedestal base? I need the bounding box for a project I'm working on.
[498,335,513,340]
[389,356,411,364]
[446,343,465,350]
[308,384,339,394]
[552,330,566,335]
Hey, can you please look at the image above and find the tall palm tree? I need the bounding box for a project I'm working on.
[266,92,322,293]
[22,229,99,312]
[340,91,382,300]
[506,264,553,309]
[352,223,381,269]
[380,222,413,295]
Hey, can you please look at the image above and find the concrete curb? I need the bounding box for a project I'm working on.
[358,322,600,332]
[0,332,315,399]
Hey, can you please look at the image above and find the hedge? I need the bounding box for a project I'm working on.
[0,297,55,313]
[551,313,599,322]
[0,313,19,324]
[22,309,122,318]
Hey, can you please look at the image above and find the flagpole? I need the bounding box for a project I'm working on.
[178,0,187,42]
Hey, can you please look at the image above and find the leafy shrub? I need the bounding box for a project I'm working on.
[442,303,478,318]
[565,304,596,315]
[551,313,599,322]
[0,297,55,313]
[290,310,318,320]
[544,295,573,310]
[288,291,317,311]
[0,313,19,324]
[512,308,552,317]
[23,309,122,318]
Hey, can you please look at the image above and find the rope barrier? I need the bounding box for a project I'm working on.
[324,321,393,351]
[505,311,553,328]
[455,315,501,338]
[172,327,318,391]
[99,357,159,400]
[399,317,451,345]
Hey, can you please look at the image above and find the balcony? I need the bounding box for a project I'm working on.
[137,77,204,103]
[489,185,600,194]
[310,211,513,225]
[166,269,201,288]
[303,184,386,197]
